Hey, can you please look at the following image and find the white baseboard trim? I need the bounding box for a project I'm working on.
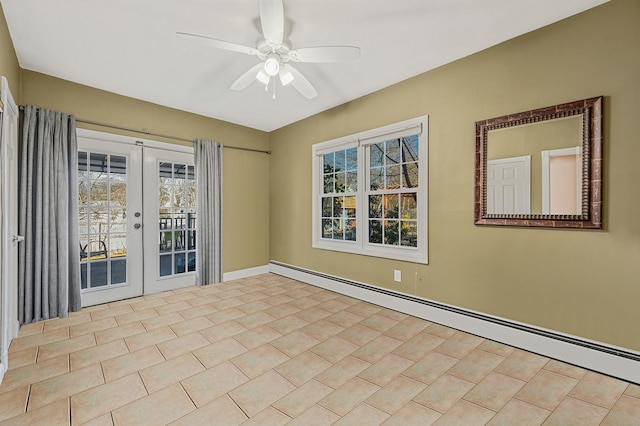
[1,321,19,386]
[0,362,5,386]
[223,265,270,282]
[269,260,640,385]
[11,319,19,341]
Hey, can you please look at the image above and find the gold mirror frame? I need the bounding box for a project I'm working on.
[475,96,603,228]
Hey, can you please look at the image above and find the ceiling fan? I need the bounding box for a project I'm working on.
[177,0,361,99]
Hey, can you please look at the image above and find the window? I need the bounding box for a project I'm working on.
[312,116,428,263]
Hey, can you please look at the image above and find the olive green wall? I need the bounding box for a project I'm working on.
[270,0,640,351]
[0,3,20,99]
[20,70,270,273]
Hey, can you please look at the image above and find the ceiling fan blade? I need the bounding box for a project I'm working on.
[177,32,259,56]
[230,63,265,91]
[284,64,317,99]
[259,0,284,45]
[288,46,361,63]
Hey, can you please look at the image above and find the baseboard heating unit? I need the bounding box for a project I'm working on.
[269,260,640,385]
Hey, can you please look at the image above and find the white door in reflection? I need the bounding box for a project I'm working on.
[143,149,197,295]
[78,139,144,306]
[487,156,531,215]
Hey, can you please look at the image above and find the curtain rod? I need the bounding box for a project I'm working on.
[17,106,271,155]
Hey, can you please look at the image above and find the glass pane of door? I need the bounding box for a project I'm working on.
[157,162,196,277]
[78,151,128,289]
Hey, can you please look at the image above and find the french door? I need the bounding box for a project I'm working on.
[143,148,197,295]
[78,137,143,306]
[77,131,196,307]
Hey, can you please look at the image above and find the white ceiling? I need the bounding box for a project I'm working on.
[2,0,607,132]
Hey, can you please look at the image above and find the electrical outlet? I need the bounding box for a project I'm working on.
[394,270,402,282]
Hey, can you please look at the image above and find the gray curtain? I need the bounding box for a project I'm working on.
[194,139,223,285]
[18,106,81,324]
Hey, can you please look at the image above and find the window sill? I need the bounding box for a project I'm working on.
[312,239,428,264]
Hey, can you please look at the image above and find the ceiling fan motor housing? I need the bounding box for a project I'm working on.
[264,53,281,76]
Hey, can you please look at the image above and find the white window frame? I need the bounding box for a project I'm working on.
[312,116,428,264]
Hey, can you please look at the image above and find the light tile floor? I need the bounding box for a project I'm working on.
[1,273,639,425]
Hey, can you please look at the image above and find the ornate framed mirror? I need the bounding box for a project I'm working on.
[474,96,603,228]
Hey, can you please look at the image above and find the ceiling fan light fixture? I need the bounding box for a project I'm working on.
[264,54,280,76]
[279,67,294,86]
[256,69,270,85]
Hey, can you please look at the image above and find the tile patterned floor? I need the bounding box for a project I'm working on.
[1,273,639,425]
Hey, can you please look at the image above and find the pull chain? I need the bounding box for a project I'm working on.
[272,77,276,100]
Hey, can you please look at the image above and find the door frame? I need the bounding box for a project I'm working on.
[1,76,20,382]
[76,129,195,305]
[541,146,582,215]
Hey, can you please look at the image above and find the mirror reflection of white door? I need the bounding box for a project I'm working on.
[1,76,20,381]
[542,147,582,215]
[143,148,197,295]
[77,137,144,307]
[487,156,531,214]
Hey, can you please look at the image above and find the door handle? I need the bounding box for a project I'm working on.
[12,234,25,243]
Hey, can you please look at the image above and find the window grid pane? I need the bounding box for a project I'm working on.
[78,150,128,290]
[367,135,420,247]
[321,148,358,241]
[158,161,196,278]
